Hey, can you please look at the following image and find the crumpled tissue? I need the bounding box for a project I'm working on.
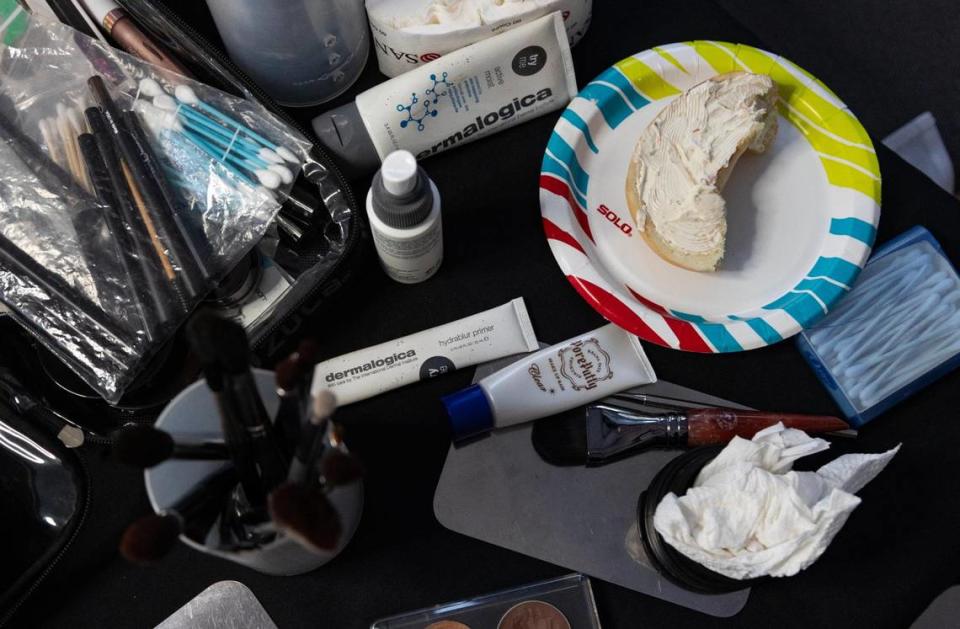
[653,423,900,580]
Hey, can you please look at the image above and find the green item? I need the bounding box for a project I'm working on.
[0,0,28,45]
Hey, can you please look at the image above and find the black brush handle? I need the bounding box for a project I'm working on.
[167,464,239,543]
[172,441,231,460]
[226,372,289,492]
[77,133,155,338]
[287,420,325,485]
[86,107,176,327]
[0,105,133,341]
[88,76,199,305]
[273,393,304,458]
[212,387,268,508]
[122,110,213,283]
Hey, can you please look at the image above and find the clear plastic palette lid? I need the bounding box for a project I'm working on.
[371,573,602,629]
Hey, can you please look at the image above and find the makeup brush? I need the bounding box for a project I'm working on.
[186,312,266,508]
[268,390,343,553]
[289,389,336,484]
[85,106,176,328]
[186,312,289,496]
[532,399,851,466]
[122,109,213,281]
[321,451,365,487]
[274,339,321,456]
[111,424,229,468]
[88,76,203,303]
[78,0,194,78]
[120,464,238,564]
[266,483,341,553]
[77,132,154,335]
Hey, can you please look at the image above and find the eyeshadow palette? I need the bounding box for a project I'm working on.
[371,574,602,629]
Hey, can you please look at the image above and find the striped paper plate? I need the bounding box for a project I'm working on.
[540,41,881,352]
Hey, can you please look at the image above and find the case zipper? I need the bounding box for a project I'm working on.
[0,450,92,627]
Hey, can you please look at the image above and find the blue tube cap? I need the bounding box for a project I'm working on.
[442,384,494,441]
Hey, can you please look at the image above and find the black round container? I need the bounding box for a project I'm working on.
[638,446,763,594]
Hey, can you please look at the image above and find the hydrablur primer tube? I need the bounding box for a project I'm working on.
[310,298,538,405]
[311,12,577,174]
[442,324,658,441]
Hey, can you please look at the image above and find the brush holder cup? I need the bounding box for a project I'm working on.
[205,0,370,107]
[145,368,363,575]
[637,446,762,594]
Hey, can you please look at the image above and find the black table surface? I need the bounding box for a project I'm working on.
[17,1,960,627]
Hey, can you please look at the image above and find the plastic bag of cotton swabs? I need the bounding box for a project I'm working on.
[797,226,960,427]
[0,15,310,403]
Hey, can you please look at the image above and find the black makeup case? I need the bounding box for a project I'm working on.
[0,4,369,624]
[0,375,89,627]
[6,0,368,423]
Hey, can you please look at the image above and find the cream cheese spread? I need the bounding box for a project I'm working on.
[631,73,776,256]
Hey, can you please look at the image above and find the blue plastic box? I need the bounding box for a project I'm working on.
[797,226,960,427]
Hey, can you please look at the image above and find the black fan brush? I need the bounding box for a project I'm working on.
[112,424,229,468]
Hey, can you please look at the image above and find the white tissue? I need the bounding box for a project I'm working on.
[653,424,900,580]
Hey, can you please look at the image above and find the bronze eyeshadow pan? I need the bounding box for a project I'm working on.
[498,600,572,629]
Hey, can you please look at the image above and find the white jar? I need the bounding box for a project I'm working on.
[366,150,443,284]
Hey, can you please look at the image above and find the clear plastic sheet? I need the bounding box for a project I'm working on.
[0,16,312,402]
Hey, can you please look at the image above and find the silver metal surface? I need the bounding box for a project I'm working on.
[155,581,277,629]
[434,347,751,618]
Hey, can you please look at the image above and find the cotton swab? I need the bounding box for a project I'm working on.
[180,127,277,189]
[818,271,948,364]
[136,101,281,190]
[839,301,958,381]
[141,78,290,164]
[55,104,84,188]
[39,118,65,170]
[173,84,299,163]
[141,80,283,162]
[66,107,93,192]
[153,93,285,165]
[174,84,299,164]
[809,241,960,412]
[166,108,291,178]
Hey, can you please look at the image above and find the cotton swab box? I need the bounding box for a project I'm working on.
[797,226,960,426]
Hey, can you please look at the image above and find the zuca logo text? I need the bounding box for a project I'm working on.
[374,37,440,65]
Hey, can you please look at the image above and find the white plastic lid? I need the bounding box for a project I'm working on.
[381,150,419,197]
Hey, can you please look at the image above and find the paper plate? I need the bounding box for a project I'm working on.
[540,41,881,352]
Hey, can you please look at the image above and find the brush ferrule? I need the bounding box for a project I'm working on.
[585,405,689,462]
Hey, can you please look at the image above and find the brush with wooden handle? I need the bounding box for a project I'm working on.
[533,396,851,466]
